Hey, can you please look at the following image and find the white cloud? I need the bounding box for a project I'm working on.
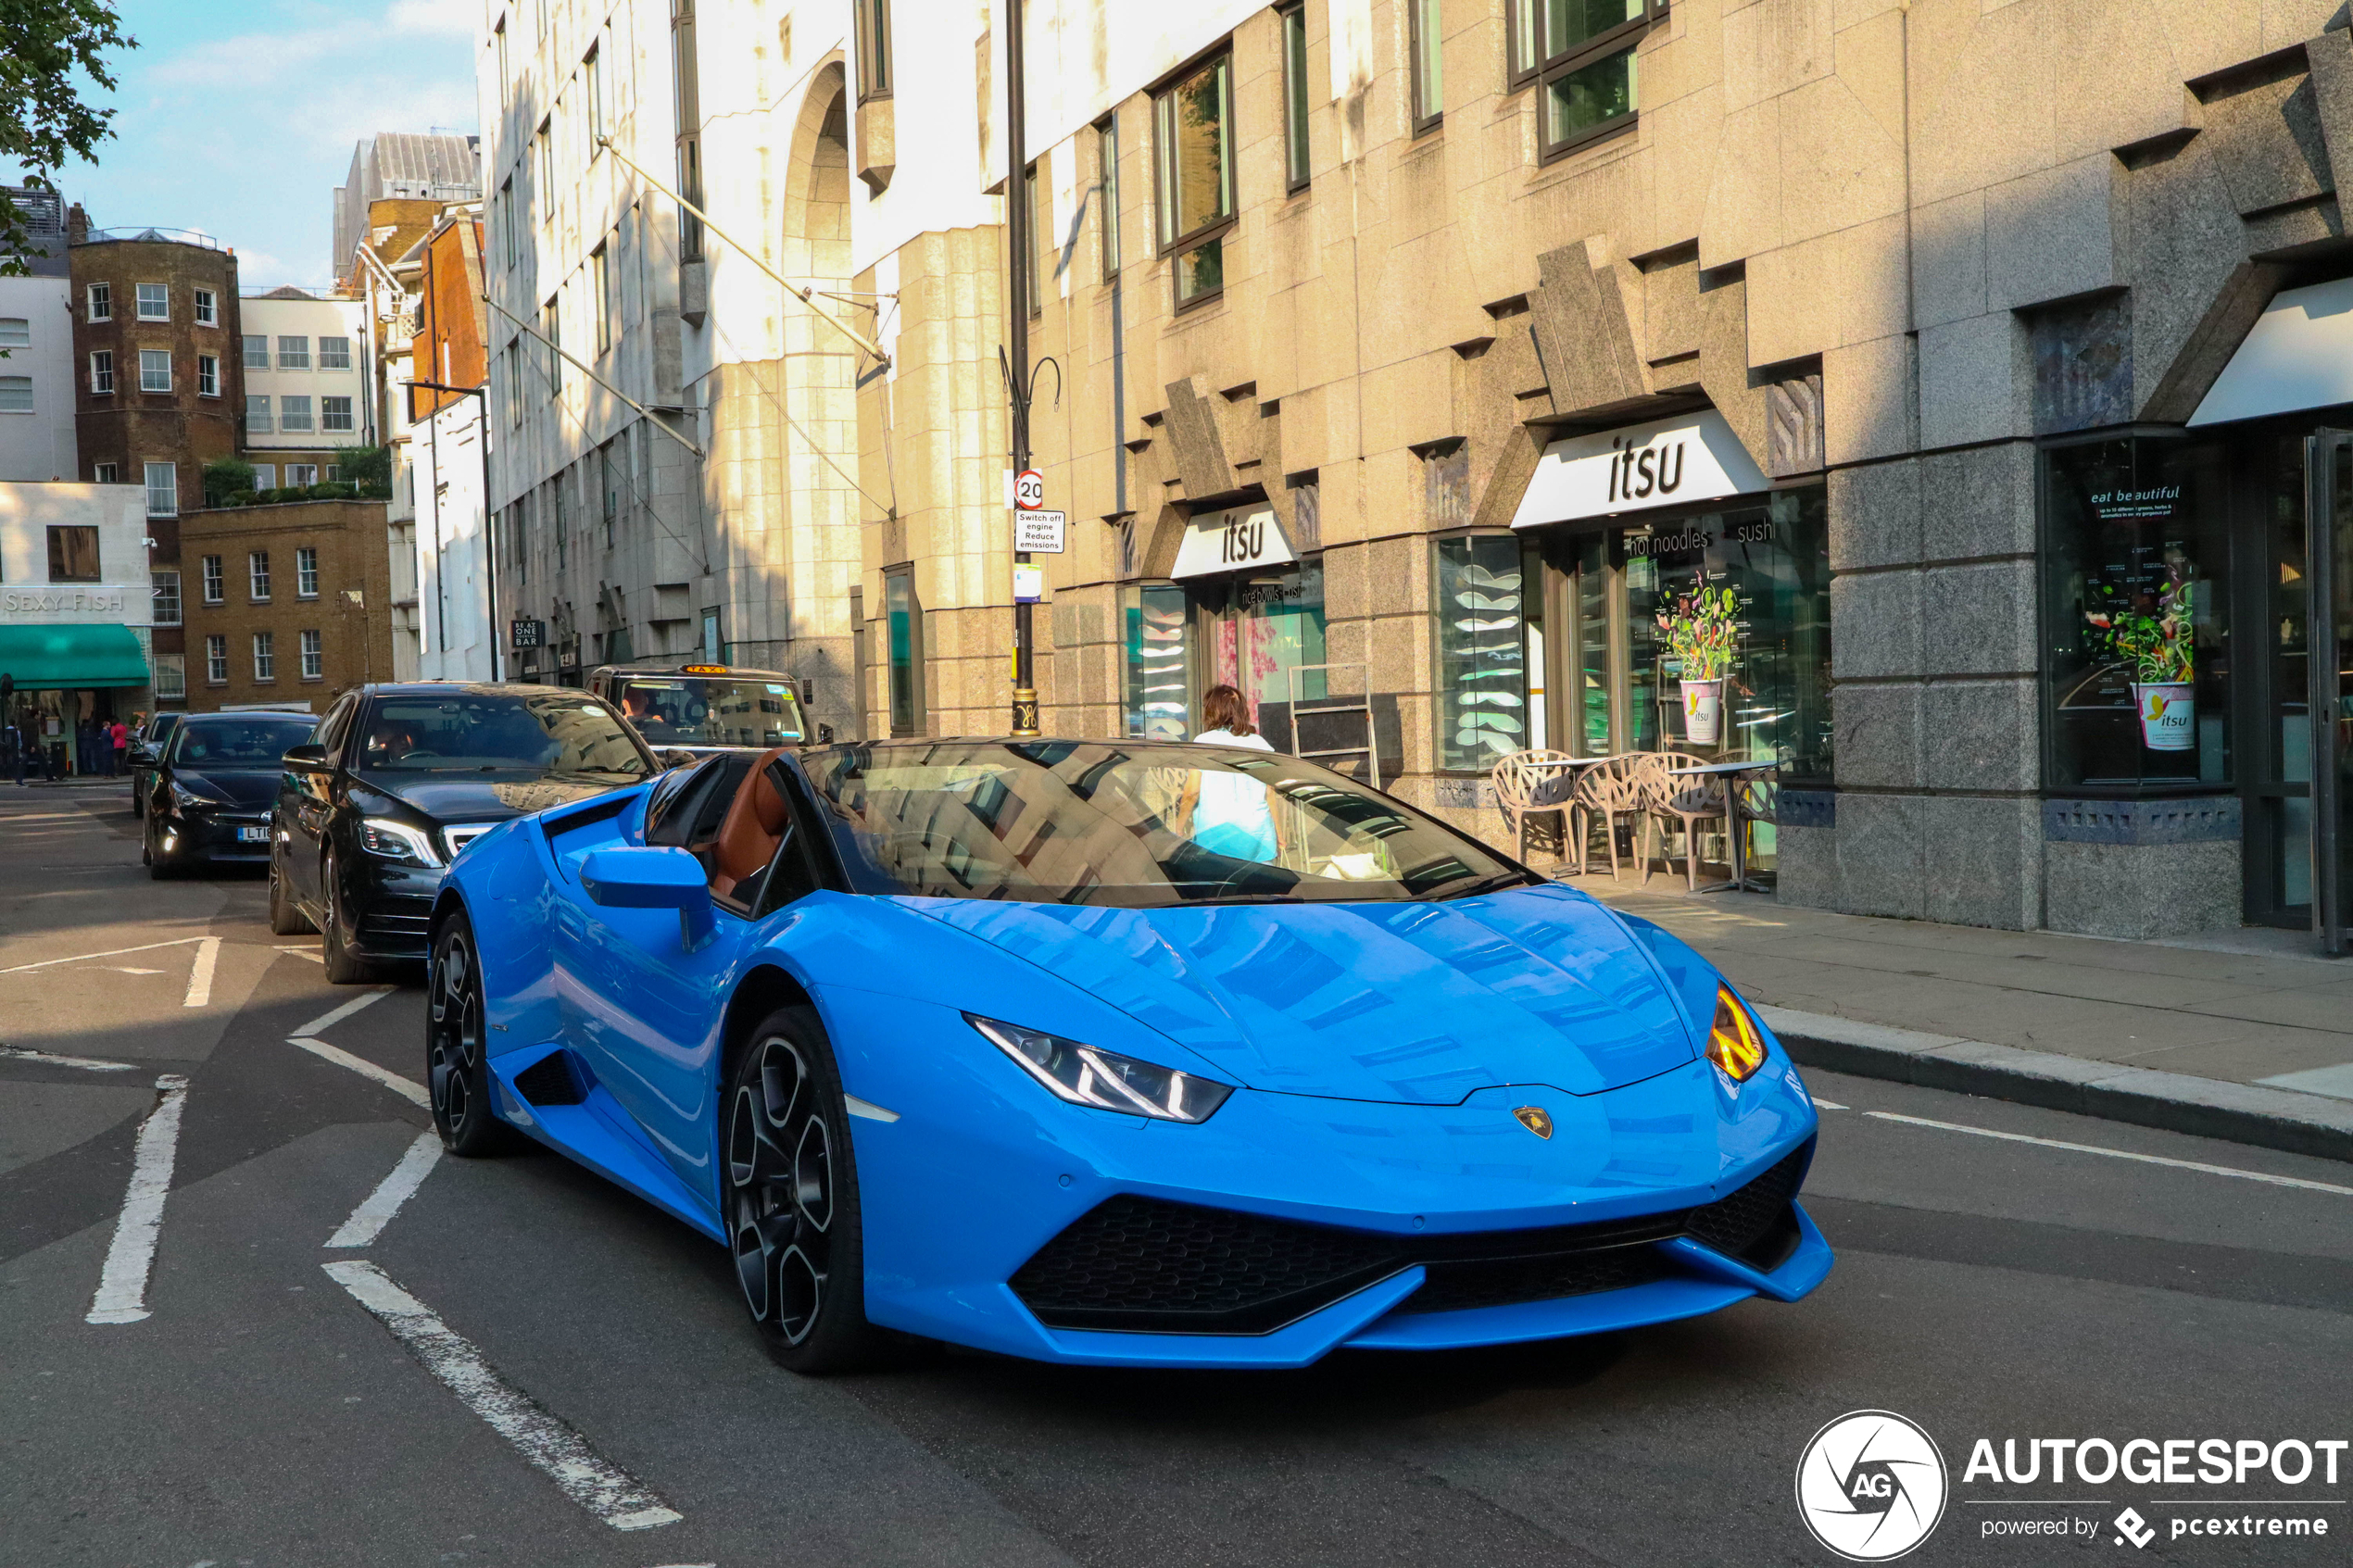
[385,0,477,37]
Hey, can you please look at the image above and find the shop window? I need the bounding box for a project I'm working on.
[47,526,101,583]
[2042,435,2231,791]
[1436,536,1541,770]
[1201,563,1327,726]
[1124,583,1190,739]
[1153,49,1233,309]
[1509,0,1651,159]
[885,567,924,735]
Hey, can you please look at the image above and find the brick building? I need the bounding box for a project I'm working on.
[178,498,394,712]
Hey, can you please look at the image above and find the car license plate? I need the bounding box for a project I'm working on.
[238,825,270,844]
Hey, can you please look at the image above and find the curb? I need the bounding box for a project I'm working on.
[1757,1004,2353,1166]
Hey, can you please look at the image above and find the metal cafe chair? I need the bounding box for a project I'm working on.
[1571,754,1653,882]
[1490,748,1577,862]
[1641,750,1734,892]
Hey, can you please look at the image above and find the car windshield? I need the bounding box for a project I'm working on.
[610,675,804,748]
[799,740,1531,908]
[170,717,317,767]
[358,693,651,778]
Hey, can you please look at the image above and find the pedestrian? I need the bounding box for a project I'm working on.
[1176,684,1284,864]
[6,718,21,787]
[109,717,130,776]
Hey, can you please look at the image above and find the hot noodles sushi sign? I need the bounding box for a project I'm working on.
[1510,410,1769,528]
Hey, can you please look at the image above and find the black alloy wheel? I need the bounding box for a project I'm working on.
[268,841,314,935]
[426,914,512,1156]
[726,1006,882,1373]
[321,850,375,985]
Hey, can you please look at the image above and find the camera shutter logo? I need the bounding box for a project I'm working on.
[1794,1411,1948,1561]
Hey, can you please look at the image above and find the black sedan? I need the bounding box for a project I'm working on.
[143,711,321,877]
[127,711,185,819]
[272,683,659,982]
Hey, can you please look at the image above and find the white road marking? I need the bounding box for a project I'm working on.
[86,1074,191,1325]
[321,1260,683,1531]
[288,1036,428,1109]
[327,1132,444,1248]
[1864,1110,2353,1197]
[295,985,393,1038]
[276,946,324,963]
[0,1044,134,1072]
[182,936,220,1008]
[0,935,207,974]
[1811,1097,1848,1110]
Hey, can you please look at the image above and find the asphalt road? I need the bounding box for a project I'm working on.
[5,784,2351,1568]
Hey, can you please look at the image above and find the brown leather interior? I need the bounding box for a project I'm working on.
[710,746,793,898]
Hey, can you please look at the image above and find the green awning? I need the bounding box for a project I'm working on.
[0,624,152,689]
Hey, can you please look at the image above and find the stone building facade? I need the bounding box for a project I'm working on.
[481,0,2353,942]
[178,499,395,712]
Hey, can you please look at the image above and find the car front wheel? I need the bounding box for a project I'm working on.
[726,1006,884,1374]
[426,912,514,1156]
[321,851,375,984]
[268,842,314,935]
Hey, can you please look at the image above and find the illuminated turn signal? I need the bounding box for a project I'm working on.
[1706,986,1767,1083]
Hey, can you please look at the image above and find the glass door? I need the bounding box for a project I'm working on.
[2305,429,2353,954]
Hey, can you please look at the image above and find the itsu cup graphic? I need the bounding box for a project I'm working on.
[2133,681,2195,751]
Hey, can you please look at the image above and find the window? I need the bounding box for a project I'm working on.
[137,282,168,320]
[197,355,220,397]
[0,317,28,348]
[585,42,605,142]
[250,464,275,491]
[300,629,323,680]
[281,395,314,433]
[854,0,891,101]
[543,296,561,393]
[1512,0,1648,157]
[1409,0,1443,134]
[884,567,925,734]
[325,465,339,481]
[553,474,568,570]
[600,441,618,546]
[592,243,610,354]
[201,555,224,603]
[496,17,509,107]
[205,634,228,684]
[1097,116,1121,280]
[0,376,29,414]
[47,526,101,582]
[673,0,704,259]
[297,546,319,597]
[88,350,115,395]
[286,463,318,487]
[321,395,354,432]
[243,334,268,369]
[505,340,523,425]
[145,461,178,518]
[536,119,555,217]
[93,461,119,483]
[249,550,272,601]
[247,394,272,433]
[1024,162,1043,317]
[194,288,218,327]
[319,336,351,370]
[1122,583,1189,739]
[278,335,310,370]
[1153,50,1234,308]
[500,179,517,269]
[153,571,182,627]
[253,631,275,682]
[1281,6,1310,190]
[139,350,171,393]
[86,282,110,321]
[155,653,185,700]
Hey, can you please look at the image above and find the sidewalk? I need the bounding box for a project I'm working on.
[1565,872,2353,1163]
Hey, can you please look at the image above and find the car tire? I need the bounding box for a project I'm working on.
[268,845,314,935]
[145,816,177,880]
[321,851,376,985]
[725,1005,886,1374]
[426,910,517,1157]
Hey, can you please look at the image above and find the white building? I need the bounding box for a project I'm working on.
[412,395,496,680]
[0,482,156,759]
[0,186,80,483]
[238,289,372,490]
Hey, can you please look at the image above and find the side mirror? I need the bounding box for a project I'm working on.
[579,846,715,948]
[128,743,158,767]
[283,743,329,771]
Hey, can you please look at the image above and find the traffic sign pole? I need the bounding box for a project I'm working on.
[1006,0,1039,739]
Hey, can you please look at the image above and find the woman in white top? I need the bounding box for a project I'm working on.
[1179,684,1281,863]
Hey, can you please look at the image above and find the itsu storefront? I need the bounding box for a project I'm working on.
[1123,503,1327,744]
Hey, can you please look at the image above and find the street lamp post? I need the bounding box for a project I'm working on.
[1005,0,1038,738]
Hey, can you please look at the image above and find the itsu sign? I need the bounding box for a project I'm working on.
[1173,504,1296,578]
[1510,409,1769,528]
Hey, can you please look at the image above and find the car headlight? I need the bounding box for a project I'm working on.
[359,818,443,868]
[1705,985,1768,1083]
[966,1014,1234,1123]
[169,782,218,811]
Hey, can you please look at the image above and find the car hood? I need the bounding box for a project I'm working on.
[910,885,1698,1104]
[352,768,626,823]
[173,768,278,810]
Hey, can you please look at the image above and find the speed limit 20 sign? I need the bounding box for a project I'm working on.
[1013,468,1045,510]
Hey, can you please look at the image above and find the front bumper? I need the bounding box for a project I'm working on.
[824,986,1829,1368]
[157,809,275,863]
[343,853,447,960]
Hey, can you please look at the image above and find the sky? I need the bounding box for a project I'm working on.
[2,0,480,289]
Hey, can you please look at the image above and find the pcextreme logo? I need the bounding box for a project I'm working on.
[1795,1410,1950,1562]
